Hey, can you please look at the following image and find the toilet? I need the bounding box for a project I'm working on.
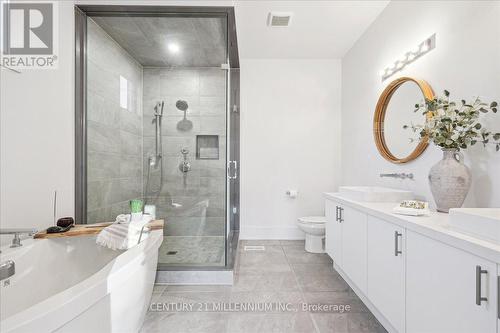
[297,216,326,253]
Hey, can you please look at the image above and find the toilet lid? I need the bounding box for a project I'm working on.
[298,216,326,224]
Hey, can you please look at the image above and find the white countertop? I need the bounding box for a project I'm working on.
[325,192,500,264]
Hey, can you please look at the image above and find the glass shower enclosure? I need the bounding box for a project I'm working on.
[74,6,240,271]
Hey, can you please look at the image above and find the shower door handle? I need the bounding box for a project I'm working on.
[228,161,238,180]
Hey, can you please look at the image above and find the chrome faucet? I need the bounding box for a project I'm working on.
[0,228,38,248]
[0,260,15,281]
[380,173,414,180]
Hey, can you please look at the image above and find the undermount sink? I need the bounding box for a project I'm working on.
[449,208,500,244]
[338,186,413,203]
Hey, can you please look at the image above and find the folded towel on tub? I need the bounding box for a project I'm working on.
[96,214,153,250]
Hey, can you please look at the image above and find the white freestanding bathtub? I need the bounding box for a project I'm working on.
[0,230,162,333]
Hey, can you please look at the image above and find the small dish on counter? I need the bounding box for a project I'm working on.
[393,200,431,216]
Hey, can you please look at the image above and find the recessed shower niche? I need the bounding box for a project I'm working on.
[196,135,219,160]
[75,6,240,275]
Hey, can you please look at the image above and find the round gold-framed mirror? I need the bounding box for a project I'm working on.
[373,77,434,164]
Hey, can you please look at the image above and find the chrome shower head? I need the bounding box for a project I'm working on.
[154,101,164,117]
[176,100,188,111]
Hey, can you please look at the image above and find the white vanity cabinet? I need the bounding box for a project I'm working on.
[324,193,500,333]
[406,230,497,333]
[367,216,405,333]
[325,199,367,293]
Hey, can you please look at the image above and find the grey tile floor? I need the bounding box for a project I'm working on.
[142,240,386,333]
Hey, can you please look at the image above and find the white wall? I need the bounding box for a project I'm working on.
[0,1,75,243]
[341,1,500,208]
[240,59,342,239]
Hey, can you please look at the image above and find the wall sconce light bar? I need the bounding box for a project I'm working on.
[381,33,436,81]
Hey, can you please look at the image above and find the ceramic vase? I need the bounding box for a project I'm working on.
[428,148,472,213]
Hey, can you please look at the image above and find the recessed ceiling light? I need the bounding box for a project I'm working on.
[168,43,180,53]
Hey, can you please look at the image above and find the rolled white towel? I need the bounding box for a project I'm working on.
[96,214,153,250]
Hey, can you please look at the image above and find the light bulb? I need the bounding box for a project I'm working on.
[421,42,430,53]
[168,43,180,53]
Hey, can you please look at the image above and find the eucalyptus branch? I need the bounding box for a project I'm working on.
[406,91,500,151]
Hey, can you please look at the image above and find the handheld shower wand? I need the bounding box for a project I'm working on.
[145,101,165,206]
[153,101,164,167]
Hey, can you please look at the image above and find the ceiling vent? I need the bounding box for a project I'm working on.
[267,12,293,27]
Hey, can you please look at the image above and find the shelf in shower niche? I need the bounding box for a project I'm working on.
[196,135,219,160]
[34,220,164,239]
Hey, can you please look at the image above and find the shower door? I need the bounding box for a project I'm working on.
[226,67,240,266]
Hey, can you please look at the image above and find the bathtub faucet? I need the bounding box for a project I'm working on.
[0,228,38,248]
[0,260,15,281]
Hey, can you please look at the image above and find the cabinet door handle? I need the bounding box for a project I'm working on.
[497,276,500,318]
[339,207,344,223]
[475,266,488,305]
[394,231,402,256]
[335,206,340,222]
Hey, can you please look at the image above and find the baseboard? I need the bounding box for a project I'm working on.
[239,225,305,240]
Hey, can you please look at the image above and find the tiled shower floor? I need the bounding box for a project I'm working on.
[142,240,386,332]
[158,236,225,266]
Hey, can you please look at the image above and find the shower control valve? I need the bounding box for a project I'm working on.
[179,148,191,173]
[179,161,191,173]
